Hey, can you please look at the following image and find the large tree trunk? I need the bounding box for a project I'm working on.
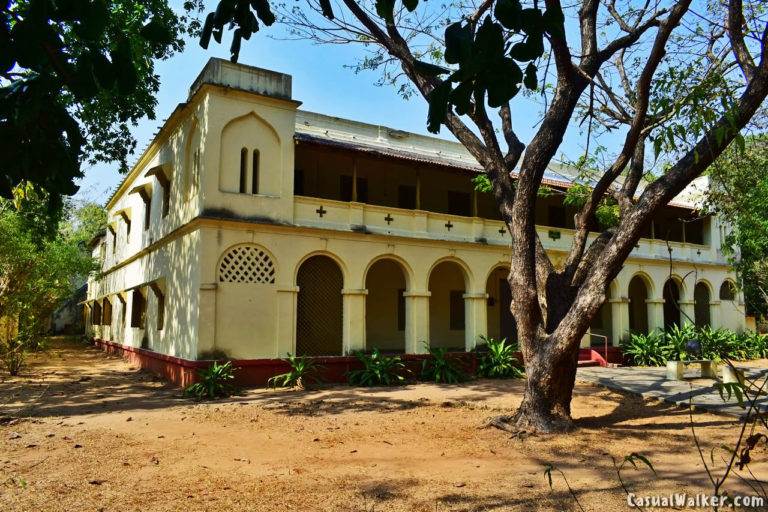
[513,337,580,433]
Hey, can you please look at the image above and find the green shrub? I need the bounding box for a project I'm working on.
[420,343,466,384]
[621,331,671,366]
[0,332,29,376]
[268,353,323,389]
[476,336,524,379]
[184,361,238,399]
[347,348,408,386]
[621,326,768,366]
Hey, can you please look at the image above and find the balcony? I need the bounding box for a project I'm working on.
[293,196,720,264]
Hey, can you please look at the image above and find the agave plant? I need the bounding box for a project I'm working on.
[184,361,238,400]
[476,336,524,379]
[347,348,408,386]
[420,342,466,384]
[267,353,323,389]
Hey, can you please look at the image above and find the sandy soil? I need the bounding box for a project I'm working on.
[1,339,766,512]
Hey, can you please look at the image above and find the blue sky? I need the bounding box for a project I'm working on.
[74,4,596,202]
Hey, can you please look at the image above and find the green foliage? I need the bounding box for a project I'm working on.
[1,0,196,200]
[476,336,524,379]
[715,381,745,408]
[707,135,768,318]
[536,185,555,198]
[621,326,768,366]
[563,184,590,209]
[0,330,30,376]
[472,174,493,194]
[267,353,323,388]
[420,343,466,384]
[60,201,108,245]
[347,348,408,386]
[620,331,669,367]
[184,361,238,399]
[0,187,96,375]
[595,201,620,229]
[199,0,276,62]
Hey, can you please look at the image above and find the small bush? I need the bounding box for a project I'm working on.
[621,331,671,366]
[0,333,29,376]
[184,361,238,399]
[621,326,768,366]
[476,336,524,379]
[347,348,408,386]
[268,353,323,389]
[420,343,466,384]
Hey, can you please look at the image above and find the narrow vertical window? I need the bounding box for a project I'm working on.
[151,283,165,331]
[103,298,112,325]
[142,193,151,231]
[92,301,102,325]
[252,150,259,194]
[239,148,248,193]
[131,289,146,328]
[161,180,170,218]
[118,294,127,328]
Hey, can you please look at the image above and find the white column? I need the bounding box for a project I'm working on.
[609,297,630,345]
[276,286,299,357]
[647,298,665,332]
[342,289,367,354]
[680,300,696,327]
[463,292,488,351]
[404,291,430,354]
[710,300,722,329]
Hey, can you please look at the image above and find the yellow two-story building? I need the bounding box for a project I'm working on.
[85,58,746,383]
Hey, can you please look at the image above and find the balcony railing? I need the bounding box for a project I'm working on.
[293,196,720,264]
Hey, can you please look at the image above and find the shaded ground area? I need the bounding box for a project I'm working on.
[1,339,766,511]
[578,365,768,417]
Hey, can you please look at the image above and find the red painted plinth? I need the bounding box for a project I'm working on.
[91,339,479,388]
[92,339,622,388]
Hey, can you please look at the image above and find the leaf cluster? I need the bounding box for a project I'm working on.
[1,0,189,200]
[184,360,238,399]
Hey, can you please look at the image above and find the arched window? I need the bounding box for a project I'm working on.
[218,244,276,284]
[239,148,248,193]
[252,150,260,194]
[719,281,736,301]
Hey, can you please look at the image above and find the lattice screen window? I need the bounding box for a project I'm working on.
[218,245,276,284]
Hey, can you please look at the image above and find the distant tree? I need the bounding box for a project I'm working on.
[0,183,96,374]
[60,200,108,246]
[0,0,202,203]
[707,135,768,319]
[201,0,768,433]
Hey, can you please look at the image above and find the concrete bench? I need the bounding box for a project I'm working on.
[666,360,718,380]
[721,365,746,385]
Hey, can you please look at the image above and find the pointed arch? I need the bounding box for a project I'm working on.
[219,111,281,194]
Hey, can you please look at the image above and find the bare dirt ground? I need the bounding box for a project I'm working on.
[1,339,766,511]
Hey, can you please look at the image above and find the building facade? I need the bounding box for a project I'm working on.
[85,58,746,371]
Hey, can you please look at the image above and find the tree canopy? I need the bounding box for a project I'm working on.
[0,0,202,204]
[0,184,97,342]
[707,135,768,319]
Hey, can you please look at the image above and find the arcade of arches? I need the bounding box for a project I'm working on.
[287,249,740,356]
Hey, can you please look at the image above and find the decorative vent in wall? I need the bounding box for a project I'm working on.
[218,244,276,284]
